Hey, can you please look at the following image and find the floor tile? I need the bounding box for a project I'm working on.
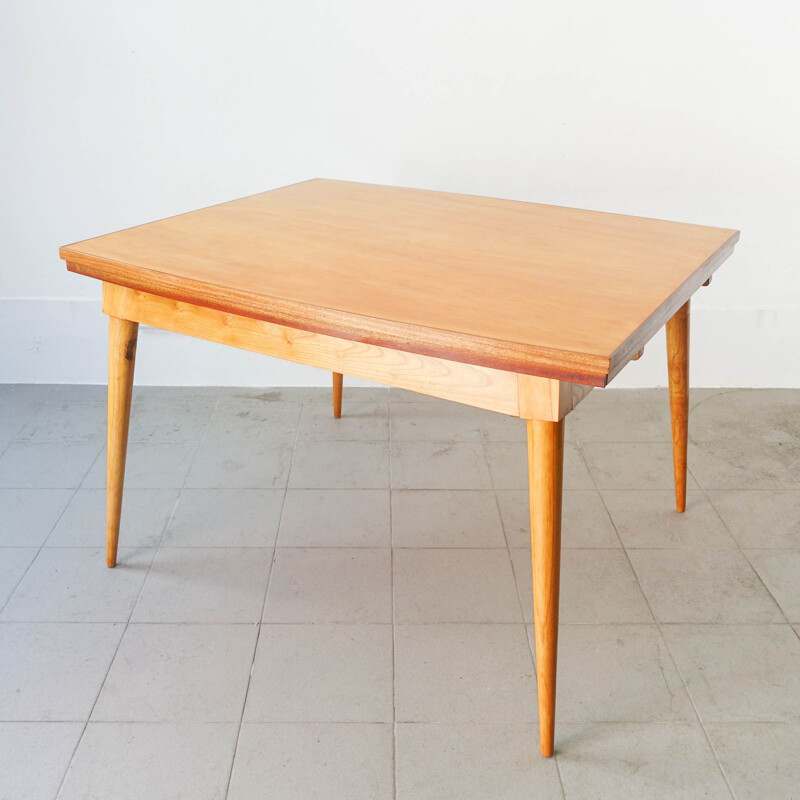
[567,401,668,443]
[163,489,283,547]
[0,398,44,448]
[53,384,108,402]
[128,399,215,442]
[289,441,389,489]
[602,490,737,548]
[305,386,388,406]
[708,491,800,547]
[0,383,58,403]
[394,623,535,722]
[706,722,800,800]
[0,722,84,800]
[629,549,783,623]
[185,436,292,489]
[2,384,798,792]
[0,442,102,489]
[58,722,238,800]
[396,722,563,800]
[486,442,593,490]
[244,624,393,722]
[662,624,800,722]
[0,549,38,608]
[582,442,699,491]
[1,548,152,622]
[263,548,391,623]
[132,548,272,623]
[298,401,388,441]
[279,489,390,547]
[133,386,222,403]
[0,489,72,547]
[688,441,798,489]
[92,623,257,722]
[478,410,526,442]
[17,402,107,443]
[690,391,800,444]
[394,548,522,623]
[497,490,620,548]
[391,489,505,547]
[743,549,800,622]
[45,488,178,548]
[712,388,800,407]
[391,441,492,489]
[510,549,652,624]
[557,722,731,799]
[390,402,482,441]
[557,624,694,722]
[773,442,799,481]
[228,723,394,800]
[205,397,301,441]
[83,442,197,489]
[583,387,665,405]
[0,622,123,720]
[0,422,23,455]
[221,387,306,403]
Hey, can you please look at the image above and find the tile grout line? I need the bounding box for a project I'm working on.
[0,388,107,617]
[0,384,56,460]
[577,425,738,800]
[53,386,219,800]
[3,385,798,797]
[220,387,302,800]
[0,486,81,619]
[700,484,794,628]
[478,414,531,639]
[0,390,99,798]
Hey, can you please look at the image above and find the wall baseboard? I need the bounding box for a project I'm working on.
[1,298,798,388]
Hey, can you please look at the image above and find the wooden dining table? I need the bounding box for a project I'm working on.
[59,178,739,757]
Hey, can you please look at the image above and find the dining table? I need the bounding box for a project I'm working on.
[59,178,739,757]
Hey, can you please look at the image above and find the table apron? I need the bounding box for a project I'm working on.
[102,282,592,420]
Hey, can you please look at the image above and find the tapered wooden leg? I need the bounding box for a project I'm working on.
[332,372,343,419]
[106,317,138,568]
[527,418,565,757]
[666,301,689,512]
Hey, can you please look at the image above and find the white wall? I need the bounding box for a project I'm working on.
[2,0,798,387]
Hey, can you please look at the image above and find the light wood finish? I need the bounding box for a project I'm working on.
[666,301,690,512]
[61,181,739,762]
[631,348,644,361]
[527,418,565,757]
[517,374,592,422]
[62,179,738,386]
[102,283,521,416]
[332,372,343,418]
[106,316,138,568]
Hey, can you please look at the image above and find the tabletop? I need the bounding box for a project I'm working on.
[61,179,739,386]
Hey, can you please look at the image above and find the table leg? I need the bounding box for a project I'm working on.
[332,372,343,418]
[527,417,564,757]
[666,300,689,512]
[106,316,138,568]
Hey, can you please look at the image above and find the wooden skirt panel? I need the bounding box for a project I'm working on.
[102,283,593,419]
[102,283,523,415]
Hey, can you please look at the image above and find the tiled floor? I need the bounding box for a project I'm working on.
[1,383,799,799]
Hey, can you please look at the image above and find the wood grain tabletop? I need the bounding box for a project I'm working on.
[61,179,738,385]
